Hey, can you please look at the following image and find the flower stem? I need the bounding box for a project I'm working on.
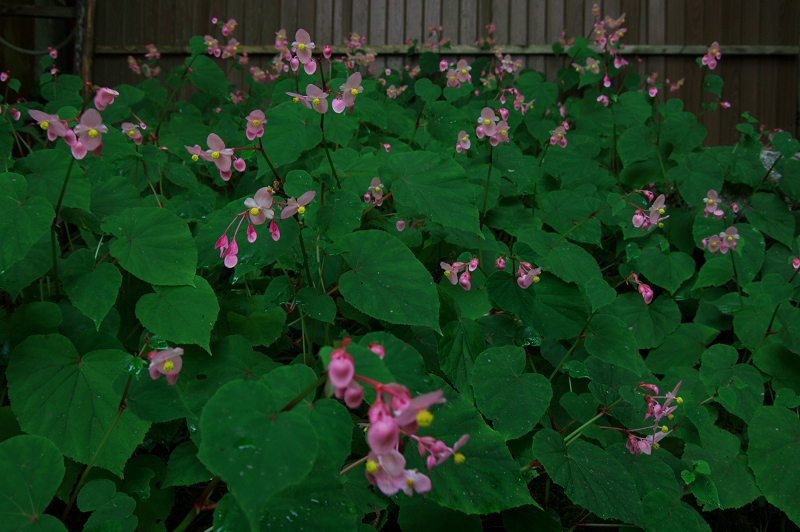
[745,267,799,364]
[257,138,281,184]
[339,455,369,476]
[405,102,426,152]
[170,475,221,532]
[729,248,745,311]
[281,373,327,412]
[734,154,781,224]
[548,312,596,381]
[154,55,196,143]
[50,156,75,300]
[563,397,624,446]
[320,113,340,187]
[478,145,494,268]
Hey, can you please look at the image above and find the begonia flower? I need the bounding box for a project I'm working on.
[94,88,119,111]
[121,122,143,145]
[292,29,315,64]
[244,187,275,225]
[323,45,332,58]
[28,109,66,141]
[396,219,405,231]
[245,109,265,140]
[455,59,471,82]
[341,72,363,107]
[550,126,567,148]
[203,133,234,180]
[222,18,237,36]
[73,109,108,154]
[185,144,204,161]
[306,84,328,114]
[281,191,316,219]
[148,348,184,385]
[638,283,654,305]
[205,36,221,57]
[476,107,498,136]
[456,130,470,152]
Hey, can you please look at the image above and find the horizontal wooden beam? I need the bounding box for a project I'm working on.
[94,43,800,56]
[0,4,76,18]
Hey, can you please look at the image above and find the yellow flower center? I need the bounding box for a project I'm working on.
[533,276,540,283]
[206,41,213,46]
[406,478,414,487]
[163,361,175,372]
[462,136,468,142]
[449,76,455,82]
[707,199,714,205]
[88,129,98,138]
[40,122,49,130]
[252,119,260,127]
[191,154,199,162]
[298,43,305,50]
[312,98,320,105]
[658,208,665,215]
[711,242,717,247]
[454,453,465,464]
[501,130,507,136]
[351,88,359,95]
[676,397,683,404]
[727,236,733,241]
[416,410,433,427]
[652,443,660,450]
[658,222,664,228]
[374,186,381,194]
[444,271,451,277]
[211,151,220,159]
[128,130,136,137]
[366,460,378,473]
[668,414,674,420]
[483,119,490,125]
[232,46,238,51]
[250,207,260,216]
[293,97,300,103]
[461,69,467,74]
[557,133,563,138]
[297,206,306,215]
[661,426,669,433]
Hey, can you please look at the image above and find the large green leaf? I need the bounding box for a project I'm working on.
[7,335,150,475]
[198,380,319,532]
[187,55,229,96]
[77,479,137,532]
[699,344,763,422]
[438,319,485,402]
[519,229,602,287]
[584,314,639,372]
[746,193,796,248]
[23,149,90,212]
[135,276,219,352]
[163,441,212,488]
[0,173,54,273]
[0,234,51,298]
[634,247,695,294]
[398,497,482,532]
[645,323,719,374]
[748,407,800,525]
[103,207,197,286]
[389,152,480,236]
[338,230,440,332]
[471,346,552,440]
[0,435,66,532]
[611,293,681,349]
[60,249,122,329]
[259,104,323,168]
[533,429,644,526]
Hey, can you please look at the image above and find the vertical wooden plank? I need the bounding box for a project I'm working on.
[583,0,594,37]
[406,0,424,42]
[528,0,546,72]
[297,0,316,36]
[545,0,564,81]
[719,0,742,146]
[699,1,722,145]
[386,0,405,70]
[441,0,460,42]
[461,0,478,48]
[603,0,621,19]
[316,0,333,44]
[425,0,442,39]
[368,0,388,70]
[352,0,369,36]
[492,0,509,44]
[739,1,760,123]
[281,0,298,33]
[564,0,583,41]
[759,0,779,131]
[509,0,527,46]
[647,0,665,76]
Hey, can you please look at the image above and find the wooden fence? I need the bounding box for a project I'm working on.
[8,0,800,146]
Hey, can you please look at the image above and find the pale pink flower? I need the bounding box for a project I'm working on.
[121,122,143,145]
[292,29,315,64]
[244,188,275,225]
[719,226,739,253]
[306,84,328,114]
[368,401,399,455]
[439,59,449,72]
[185,144,203,161]
[638,284,654,305]
[477,107,498,136]
[323,45,332,58]
[28,109,66,141]
[203,133,234,179]
[490,121,510,146]
[495,257,506,270]
[341,72,363,107]
[456,130,470,152]
[94,88,119,111]
[455,59,471,82]
[73,109,108,153]
[707,235,723,254]
[48,47,58,59]
[281,191,316,219]
[459,271,471,290]
[245,109,265,140]
[222,18,237,36]
[550,126,567,148]
[792,257,800,270]
[440,262,465,285]
[445,69,460,88]
[148,348,184,385]
[396,219,405,231]
[205,36,221,57]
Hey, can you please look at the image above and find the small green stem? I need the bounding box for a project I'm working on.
[320,113,340,187]
[729,248,745,311]
[405,102,426,152]
[549,312,596,381]
[297,225,314,289]
[281,373,328,412]
[745,267,799,364]
[339,455,369,476]
[50,157,75,300]
[155,55,197,143]
[734,155,781,223]
[257,138,281,183]
[563,397,624,446]
[170,475,221,532]
[477,145,494,268]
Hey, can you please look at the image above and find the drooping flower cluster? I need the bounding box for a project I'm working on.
[550,125,568,148]
[702,189,725,219]
[620,381,683,456]
[364,177,386,206]
[328,339,469,497]
[632,193,669,231]
[127,45,161,78]
[516,261,542,289]
[475,107,510,146]
[214,187,315,268]
[702,226,739,255]
[441,258,478,291]
[628,273,654,305]
[332,72,363,113]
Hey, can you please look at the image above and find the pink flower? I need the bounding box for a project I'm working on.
[281,191,316,219]
[439,59,449,72]
[244,187,275,225]
[364,450,407,495]
[477,107,498,136]
[707,235,723,254]
[603,73,611,87]
[396,219,405,231]
[0,72,7,82]
[28,109,66,141]
[793,257,800,270]
[718,226,739,253]
[323,45,332,58]
[585,57,600,74]
[328,347,355,388]
[73,109,108,153]
[121,122,143,145]
[517,265,542,289]
[638,284,654,305]
[221,38,240,59]
[269,219,280,241]
[205,36,221,57]
[366,177,385,205]
[383,143,391,152]
[369,343,385,359]
[394,390,445,434]
[222,18,237,36]
[455,59,471,82]
[94,88,119,111]
[720,101,731,108]
[597,95,609,106]
[495,257,506,270]
[185,144,204,162]
[203,133,234,179]
[245,109,265,140]
[459,271,471,290]
[368,401,399,455]
[703,189,724,218]
[305,84,328,114]
[490,121,510,146]
[440,261,466,285]
[649,86,658,97]
[148,348,184,385]
[292,29,316,64]
[456,130,470,152]
[550,126,567,148]
[341,72,363,107]
[233,157,246,172]
[145,44,160,60]
[445,69,460,88]
[48,47,58,59]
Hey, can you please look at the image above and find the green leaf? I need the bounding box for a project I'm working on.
[163,441,213,488]
[116,368,192,423]
[295,287,336,324]
[260,105,323,168]
[540,190,601,244]
[187,55,229,96]
[645,323,718,374]
[748,407,800,525]
[0,173,54,274]
[681,470,696,484]
[532,429,644,526]
[23,149,90,212]
[163,162,199,189]
[7,335,150,475]
[778,307,800,355]
[520,229,601,287]
[60,249,122,329]
[746,193,796,248]
[611,293,681,349]
[389,152,480,236]
[0,234,51,298]
[634,247,695,294]
[226,307,285,348]
[584,314,639,372]
[198,380,319,532]
[404,388,534,514]
[667,153,723,206]
[703,74,723,97]
[699,344,763,422]
[437,319,485,401]
[584,278,617,312]
[338,230,440,332]
[103,207,197,286]
[694,256,732,289]
[315,189,363,242]
[471,346,552,440]
[414,78,442,103]
[135,276,219,352]
[642,492,711,532]
[399,497,482,532]
[0,435,66,531]
[487,272,589,340]
[77,479,137,532]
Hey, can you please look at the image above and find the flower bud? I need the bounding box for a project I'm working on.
[459,271,471,291]
[499,108,509,121]
[290,57,300,71]
[323,45,332,58]
[495,257,506,270]
[396,219,406,232]
[233,157,246,172]
[439,59,449,72]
